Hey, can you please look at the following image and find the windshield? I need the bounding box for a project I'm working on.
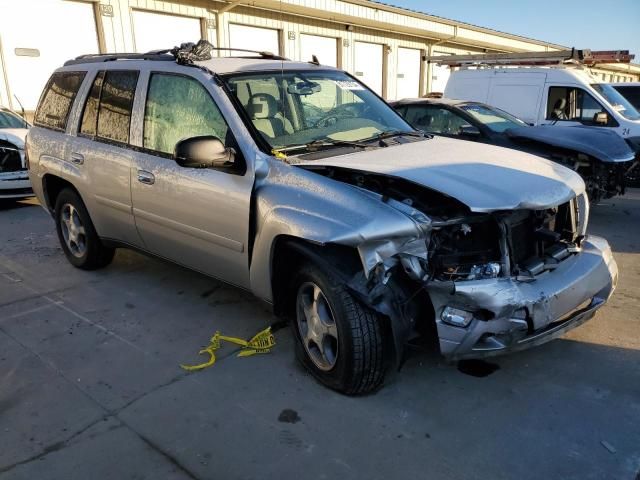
[0,110,27,129]
[591,83,640,121]
[459,103,527,132]
[612,85,640,111]
[223,70,415,152]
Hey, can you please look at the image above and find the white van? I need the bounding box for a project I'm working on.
[444,67,640,148]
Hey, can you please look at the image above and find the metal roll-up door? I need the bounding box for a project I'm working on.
[132,10,203,53]
[228,24,280,56]
[395,47,421,99]
[431,51,452,94]
[300,34,337,67]
[0,0,100,110]
[353,41,383,96]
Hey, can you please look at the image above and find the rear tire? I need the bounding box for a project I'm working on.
[54,189,114,270]
[291,262,386,395]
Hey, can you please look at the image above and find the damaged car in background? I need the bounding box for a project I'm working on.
[0,106,32,200]
[391,98,637,203]
[27,41,618,395]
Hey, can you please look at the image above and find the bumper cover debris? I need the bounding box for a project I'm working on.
[428,235,617,359]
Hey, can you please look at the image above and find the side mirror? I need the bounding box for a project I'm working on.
[594,112,609,125]
[174,136,235,169]
[459,125,481,137]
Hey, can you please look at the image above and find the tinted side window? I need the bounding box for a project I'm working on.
[143,73,229,155]
[34,72,86,131]
[405,105,470,135]
[96,71,139,144]
[80,71,105,136]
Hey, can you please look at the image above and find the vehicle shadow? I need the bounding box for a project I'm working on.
[0,197,38,211]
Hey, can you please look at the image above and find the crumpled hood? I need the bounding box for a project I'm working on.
[506,125,636,163]
[0,128,28,149]
[298,136,585,212]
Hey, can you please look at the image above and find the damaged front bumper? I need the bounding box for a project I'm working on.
[0,171,32,198]
[428,235,618,360]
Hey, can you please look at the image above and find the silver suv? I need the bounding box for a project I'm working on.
[27,43,618,394]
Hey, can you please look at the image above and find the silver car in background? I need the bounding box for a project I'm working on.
[26,42,618,394]
[0,107,31,199]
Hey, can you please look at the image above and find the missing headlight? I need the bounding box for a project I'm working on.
[430,217,502,281]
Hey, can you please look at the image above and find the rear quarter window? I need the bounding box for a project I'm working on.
[34,71,86,131]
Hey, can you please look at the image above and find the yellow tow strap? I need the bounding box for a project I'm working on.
[272,149,287,160]
[180,327,276,371]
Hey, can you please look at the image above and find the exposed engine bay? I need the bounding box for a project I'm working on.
[545,149,632,203]
[305,165,586,285]
[0,140,23,173]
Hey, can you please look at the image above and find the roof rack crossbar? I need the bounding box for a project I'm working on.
[157,46,287,60]
[424,49,635,68]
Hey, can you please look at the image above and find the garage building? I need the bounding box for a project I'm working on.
[1,0,639,112]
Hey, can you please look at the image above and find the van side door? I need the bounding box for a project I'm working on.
[68,69,143,247]
[486,73,546,125]
[130,70,254,289]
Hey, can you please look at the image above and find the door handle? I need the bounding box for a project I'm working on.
[137,170,155,185]
[70,152,84,165]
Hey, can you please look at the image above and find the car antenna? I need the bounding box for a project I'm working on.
[13,94,27,129]
[310,55,320,66]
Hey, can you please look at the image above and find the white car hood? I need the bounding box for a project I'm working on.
[0,128,28,149]
[299,136,585,212]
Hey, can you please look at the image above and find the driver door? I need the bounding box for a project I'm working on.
[542,86,614,128]
[130,71,254,289]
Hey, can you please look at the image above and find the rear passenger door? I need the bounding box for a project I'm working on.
[70,69,142,247]
[30,71,86,199]
[130,71,254,289]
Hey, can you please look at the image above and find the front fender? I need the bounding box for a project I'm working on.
[248,159,424,302]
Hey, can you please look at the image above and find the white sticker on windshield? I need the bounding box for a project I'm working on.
[335,80,364,91]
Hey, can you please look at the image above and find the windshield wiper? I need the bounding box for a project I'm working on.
[273,138,370,155]
[368,129,428,141]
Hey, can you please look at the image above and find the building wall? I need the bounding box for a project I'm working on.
[0,0,638,112]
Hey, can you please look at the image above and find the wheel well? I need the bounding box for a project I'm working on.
[270,236,438,362]
[42,175,79,213]
[270,236,362,318]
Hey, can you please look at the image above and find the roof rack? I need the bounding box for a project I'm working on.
[64,42,288,66]
[423,49,635,68]
[64,52,174,66]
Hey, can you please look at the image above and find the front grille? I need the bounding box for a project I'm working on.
[507,200,578,276]
[0,144,24,173]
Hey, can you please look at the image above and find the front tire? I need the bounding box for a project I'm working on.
[291,262,386,395]
[54,189,114,270]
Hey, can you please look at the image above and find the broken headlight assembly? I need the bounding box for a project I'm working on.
[427,195,587,282]
[429,217,503,281]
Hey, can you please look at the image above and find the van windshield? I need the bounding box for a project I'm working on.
[223,70,417,153]
[591,84,640,121]
[612,85,640,111]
